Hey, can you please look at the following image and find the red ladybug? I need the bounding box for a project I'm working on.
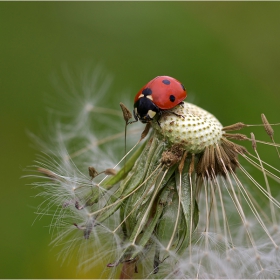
[133,76,187,123]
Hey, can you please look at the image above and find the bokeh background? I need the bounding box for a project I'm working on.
[1,2,280,278]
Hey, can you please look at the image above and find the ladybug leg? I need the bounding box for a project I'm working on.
[173,102,185,117]
[127,119,138,125]
[157,119,161,127]
[127,117,139,125]
[156,111,162,127]
[162,109,185,119]
[127,110,139,125]
[170,111,185,119]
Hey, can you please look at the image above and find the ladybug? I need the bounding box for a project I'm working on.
[133,76,187,123]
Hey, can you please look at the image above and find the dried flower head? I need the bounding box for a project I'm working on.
[30,71,280,279]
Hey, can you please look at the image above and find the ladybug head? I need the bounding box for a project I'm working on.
[133,96,160,123]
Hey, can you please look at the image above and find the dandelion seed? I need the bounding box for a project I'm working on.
[120,102,132,125]
[30,73,280,279]
[88,166,99,179]
[262,113,280,158]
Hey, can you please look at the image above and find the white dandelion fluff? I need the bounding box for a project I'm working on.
[30,69,280,279]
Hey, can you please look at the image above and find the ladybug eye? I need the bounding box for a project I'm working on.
[169,95,176,102]
[162,79,171,85]
[142,88,152,96]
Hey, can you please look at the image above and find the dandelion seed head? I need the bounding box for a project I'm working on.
[154,102,224,154]
[30,70,280,279]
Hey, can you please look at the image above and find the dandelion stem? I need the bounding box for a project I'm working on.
[119,260,136,279]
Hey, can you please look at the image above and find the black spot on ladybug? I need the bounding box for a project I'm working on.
[142,88,152,96]
[169,95,176,102]
[181,83,186,91]
[162,79,170,85]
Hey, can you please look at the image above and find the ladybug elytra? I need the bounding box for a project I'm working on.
[133,76,187,123]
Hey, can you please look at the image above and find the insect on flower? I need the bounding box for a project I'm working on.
[32,73,280,279]
[132,76,187,124]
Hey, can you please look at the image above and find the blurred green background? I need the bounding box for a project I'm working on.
[1,2,280,278]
